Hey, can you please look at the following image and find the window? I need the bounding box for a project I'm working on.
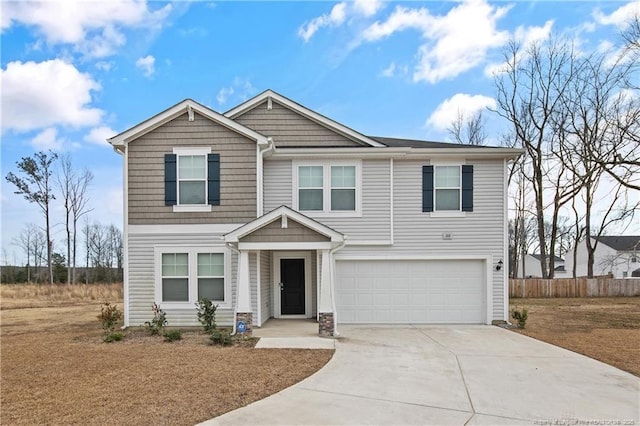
[434,166,461,211]
[298,166,323,210]
[164,148,220,212]
[331,166,356,211]
[178,155,206,204]
[422,164,473,213]
[623,271,628,278]
[197,253,225,300]
[294,161,361,215]
[156,248,228,306]
[632,256,637,263]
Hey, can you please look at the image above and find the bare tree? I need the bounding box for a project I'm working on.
[11,223,41,283]
[5,151,58,284]
[447,110,487,145]
[494,38,577,277]
[57,154,93,285]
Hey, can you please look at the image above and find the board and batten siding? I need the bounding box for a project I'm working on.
[263,159,391,241]
[127,231,237,327]
[234,101,365,147]
[127,111,257,225]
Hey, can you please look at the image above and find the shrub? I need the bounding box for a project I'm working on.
[511,307,529,329]
[97,302,122,333]
[104,332,124,343]
[163,329,182,342]
[144,303,167,336]
[210,329,233,346]
[195,298,218,334]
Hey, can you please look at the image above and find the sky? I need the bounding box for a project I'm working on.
[1,0,639,265]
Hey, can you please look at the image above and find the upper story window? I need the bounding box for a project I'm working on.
[164,148,220,212]
[293,161,361,216]
[178,155,206,204]
[422,164,473,215]
[434,166,461,211]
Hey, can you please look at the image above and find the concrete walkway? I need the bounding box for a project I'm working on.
[201,325,640,425]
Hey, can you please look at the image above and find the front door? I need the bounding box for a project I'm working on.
[280,258,305,315]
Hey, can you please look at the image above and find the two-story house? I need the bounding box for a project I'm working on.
[565,236,640,278]
[108,90,521,336]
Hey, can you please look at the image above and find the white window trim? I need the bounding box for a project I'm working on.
[430,162,466,218]
[292,160,362,217]
[172,147,213,213]
[154,245,231,309]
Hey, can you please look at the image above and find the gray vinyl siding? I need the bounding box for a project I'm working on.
[127,231,236,327]
[234,100,365,147]
[263,159,391,241]
[127,111,257,225]
[259,251,272,324]
[336,159,506,321]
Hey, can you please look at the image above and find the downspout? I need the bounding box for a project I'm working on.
[257,137,275,216]
[329,239,346,337]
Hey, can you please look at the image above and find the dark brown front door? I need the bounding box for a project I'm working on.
[280,258,305,315]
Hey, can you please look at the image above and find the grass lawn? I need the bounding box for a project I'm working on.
[509,297,640,377]
[0,284,333,425]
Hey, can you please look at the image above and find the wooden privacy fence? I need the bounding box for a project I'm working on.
[509,278,640,298]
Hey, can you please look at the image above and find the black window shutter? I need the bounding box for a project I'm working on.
[208,153,220,206]
[422,165,434,212]
[164,154,177,206]
[462,165,473,212]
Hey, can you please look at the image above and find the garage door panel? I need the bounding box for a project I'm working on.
[336,260,484,324]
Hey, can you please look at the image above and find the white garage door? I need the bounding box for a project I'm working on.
[336,259,485,324]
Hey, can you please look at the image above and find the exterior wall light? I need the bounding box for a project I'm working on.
[496,260,503,271]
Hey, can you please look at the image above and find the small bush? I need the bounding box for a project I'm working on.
[163,329,182,342]
[210,329,233,346]
[97,302,122,333]
[195,298,218,334]
[104,332,124,343]
[144,303,167,336]
[511,307,529,329]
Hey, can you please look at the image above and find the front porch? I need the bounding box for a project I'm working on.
[253,319,336,349]
[225,206,345,338]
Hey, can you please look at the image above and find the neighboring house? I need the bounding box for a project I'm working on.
[565,236,640,278]
[516,254,567,278]
[108,90,521,336]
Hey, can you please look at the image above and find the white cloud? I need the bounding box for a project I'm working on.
[1,0,172,58]
[135,55,155,77]
[84,126,117,147]
[217,87,234,105]
[593,1,640,28]
[30,128,65,151]
[95,60,114,72]
[216,77,256,106]
[381,61,396,77]
[1,59,103,133]
[353,0,384,17]
[427,93,496,131]
[483,20,554,78]
[362,1,511,84]
[298,2,348,42]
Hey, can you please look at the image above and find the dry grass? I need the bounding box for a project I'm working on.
[0,283,124,309]
[509,297,640,376]
[0,285,334,425]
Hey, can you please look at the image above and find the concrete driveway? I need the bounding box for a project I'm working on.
[202,325,639,425]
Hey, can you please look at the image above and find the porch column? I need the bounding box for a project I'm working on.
[235,250,253,336]
[318,249,335,337]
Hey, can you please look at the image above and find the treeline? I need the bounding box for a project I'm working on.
[5,152,123,284]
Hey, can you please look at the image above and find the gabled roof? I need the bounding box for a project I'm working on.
[530,254,564,262]
[224,205,344,243]
[223,89,385,148]
[108,99,268,150]
[594,236,640,252]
